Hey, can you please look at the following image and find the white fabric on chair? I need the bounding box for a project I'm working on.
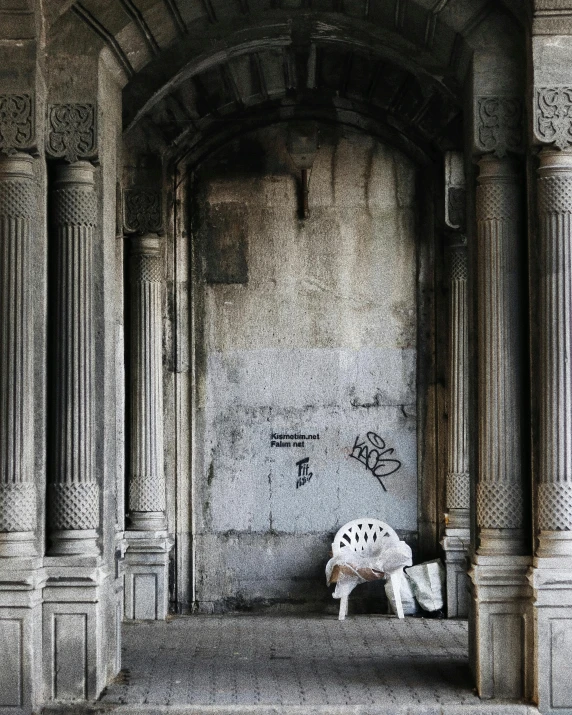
[325,518,413,620]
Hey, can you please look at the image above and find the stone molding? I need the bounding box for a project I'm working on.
[124,189,162,234]
[0,153,37,556]
[0,94,34,155]
[46,103,97,163]
[48,161,99,555]
[476,96,523,158]
[128,234,167,530]
[475,155,525,554]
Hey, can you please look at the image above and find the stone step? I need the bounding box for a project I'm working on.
[43,703,540,715]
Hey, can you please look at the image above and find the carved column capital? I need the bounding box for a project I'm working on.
[46,104,97,163]
[123,189,163,235]
[534,87,572,150]
[475,96,524,158]
[0,94,35,156]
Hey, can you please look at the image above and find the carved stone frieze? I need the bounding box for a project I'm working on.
[476,97,523,158]
[535,87,572,149]
[0,94,34,155]
[46,104,97,163]
[124,189,162,234]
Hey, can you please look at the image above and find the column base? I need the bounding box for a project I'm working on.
[441,528,470,618]
[478,527,528,556]
[123,530,174,620]
[42,558,117,702]
[529,555,572,713]
[0,531,37,557]
[0,561,46,713]
[536,530,572,558]
[469,553,533,701]
[48,529,99,556]
[128,511,167,531]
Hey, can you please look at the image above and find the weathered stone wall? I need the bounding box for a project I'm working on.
[190,126,418,611]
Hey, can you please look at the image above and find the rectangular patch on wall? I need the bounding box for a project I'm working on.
[0,619,22,706]
[551,618,572,707]
[491,613,523,699]
[204,204,248,284]
[134,573,158,620]
[53,613,88,701]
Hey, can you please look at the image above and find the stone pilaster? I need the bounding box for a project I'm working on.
[124,234,172,620]
[0,153,37,558]
[442,241,470,617]
[529,148,572,714]
[469,154,532,701]
[47,161,99,556]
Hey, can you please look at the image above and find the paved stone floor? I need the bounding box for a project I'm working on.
[44,615,540,714]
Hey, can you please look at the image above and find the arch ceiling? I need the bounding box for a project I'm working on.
[44,0,526,162]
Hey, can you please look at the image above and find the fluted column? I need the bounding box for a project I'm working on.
[447,243,470,529]
[48,161,98,556]
[536,149,572,557]
[475,155,525,556]
[442,239,470,617]
[0,153,37,557]
[128,234,166,530]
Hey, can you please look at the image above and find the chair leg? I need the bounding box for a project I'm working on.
[339,594,349,621]
[390,571,405,619]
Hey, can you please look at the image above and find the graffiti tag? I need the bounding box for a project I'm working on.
[350,432,401,491]
[296,457,313,489]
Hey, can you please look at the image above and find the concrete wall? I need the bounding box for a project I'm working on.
[191,126,418,611]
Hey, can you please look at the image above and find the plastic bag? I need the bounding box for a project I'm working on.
[405,559,446,612]
[385,571,418,616]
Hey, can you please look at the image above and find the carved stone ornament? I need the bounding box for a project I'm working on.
[447,188,466,231]
[0,94,34,154]
[476,97,523,157]
[124,189,162,234]
[46,103,97,162]
[535,87,572,149]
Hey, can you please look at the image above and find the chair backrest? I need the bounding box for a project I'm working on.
[331,518,399,557]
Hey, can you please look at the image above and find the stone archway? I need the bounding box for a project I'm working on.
[10,1,572,713]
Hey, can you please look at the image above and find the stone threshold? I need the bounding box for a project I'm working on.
[42,703,540,715]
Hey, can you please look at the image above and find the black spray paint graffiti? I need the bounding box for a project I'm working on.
[296,457,313,489]
[350,432,401,491]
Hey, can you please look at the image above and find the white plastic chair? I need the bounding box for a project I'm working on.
[328,518,407,621]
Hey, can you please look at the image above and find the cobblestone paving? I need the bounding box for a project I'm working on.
[94,615,530,713]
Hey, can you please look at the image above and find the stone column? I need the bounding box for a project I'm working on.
[475,155,525,556]
[536,149,572,556]
[47,161,99,556]
[469,154,532,701]
[529,148,572,713]
[124,233,172,620]
[128,235,166,530]
[0,153,37,558]
[442,239,470,617]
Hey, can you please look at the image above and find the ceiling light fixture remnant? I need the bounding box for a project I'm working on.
[286,121,319,219]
